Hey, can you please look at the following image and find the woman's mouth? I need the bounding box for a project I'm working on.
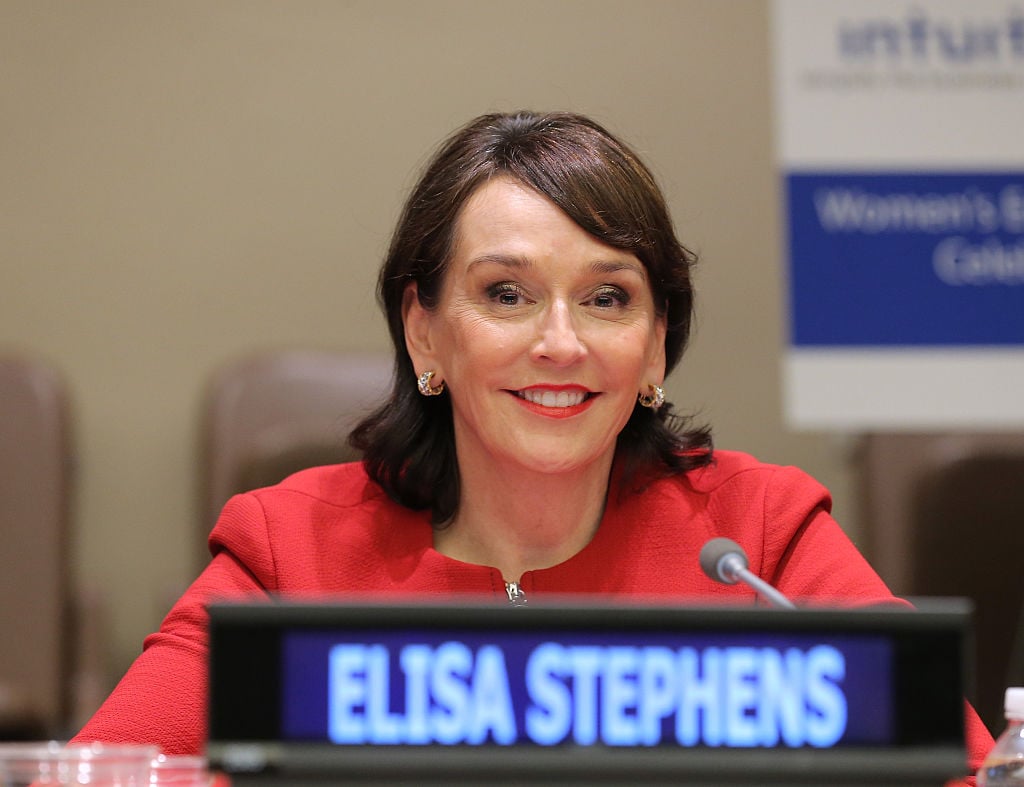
[511,387,596,419]
[516,388,590,408]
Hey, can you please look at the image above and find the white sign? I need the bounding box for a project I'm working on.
[773,0,1024,430]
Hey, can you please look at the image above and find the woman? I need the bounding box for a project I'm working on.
[73,111,993,780]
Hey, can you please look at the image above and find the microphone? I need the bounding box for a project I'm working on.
[699,537,797,609]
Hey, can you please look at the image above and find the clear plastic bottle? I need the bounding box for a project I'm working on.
[978,688,1024,786]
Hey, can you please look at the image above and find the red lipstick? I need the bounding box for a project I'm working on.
[512,386,595,419]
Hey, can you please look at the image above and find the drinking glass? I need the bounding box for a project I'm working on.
[0,741,157,786]
[147,755,212,786]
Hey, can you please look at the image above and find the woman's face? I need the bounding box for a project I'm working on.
[404,176,666,478]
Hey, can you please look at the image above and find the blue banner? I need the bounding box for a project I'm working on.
[786,172,1024,347]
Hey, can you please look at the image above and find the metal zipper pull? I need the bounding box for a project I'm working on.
[505,581,528,607]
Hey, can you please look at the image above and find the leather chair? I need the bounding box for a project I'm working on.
[197,349,392,573]
[858,433,1024,733]
[0,356,74,738]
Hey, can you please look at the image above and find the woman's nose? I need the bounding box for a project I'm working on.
[532,301,586,365]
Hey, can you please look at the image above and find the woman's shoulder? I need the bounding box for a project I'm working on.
[208,461,429,593]
[683,449,775,483]
[212,460,410,550]
[677,449,825,497]
[248,460,389,509]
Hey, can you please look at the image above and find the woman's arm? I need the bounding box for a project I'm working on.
[72,495,274,754]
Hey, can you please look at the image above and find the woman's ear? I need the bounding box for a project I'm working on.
[402,282,436,373]
[645,312,668,387]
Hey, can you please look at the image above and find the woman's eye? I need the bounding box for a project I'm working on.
[590,287,629,308]
[487,282,525,306]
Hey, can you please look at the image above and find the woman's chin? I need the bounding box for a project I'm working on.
[491,444,614,479]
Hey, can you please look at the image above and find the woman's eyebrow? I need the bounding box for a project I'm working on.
[466,255,645,278]
[466,253,531,272]
[590,258,646,277]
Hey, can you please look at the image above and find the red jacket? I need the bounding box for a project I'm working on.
[74,450,993,781]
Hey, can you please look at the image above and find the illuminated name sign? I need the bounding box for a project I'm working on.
[282,630,892,748]
[207,603,969,784]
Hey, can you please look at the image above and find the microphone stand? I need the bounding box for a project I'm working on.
[717,552,797,610]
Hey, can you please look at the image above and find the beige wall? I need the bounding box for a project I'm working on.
[1,1,862,686]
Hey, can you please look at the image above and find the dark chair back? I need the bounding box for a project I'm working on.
[0,356,74,738]
[859,433,1024,733]
[198,350,392,572]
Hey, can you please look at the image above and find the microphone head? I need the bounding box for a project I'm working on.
[699,537,749,584]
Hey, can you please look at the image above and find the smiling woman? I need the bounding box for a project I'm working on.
[351,111,713,531]
[401,176,669,576]
[69,111,994,782]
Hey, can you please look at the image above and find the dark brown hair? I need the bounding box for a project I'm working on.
[350,111,712,523]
